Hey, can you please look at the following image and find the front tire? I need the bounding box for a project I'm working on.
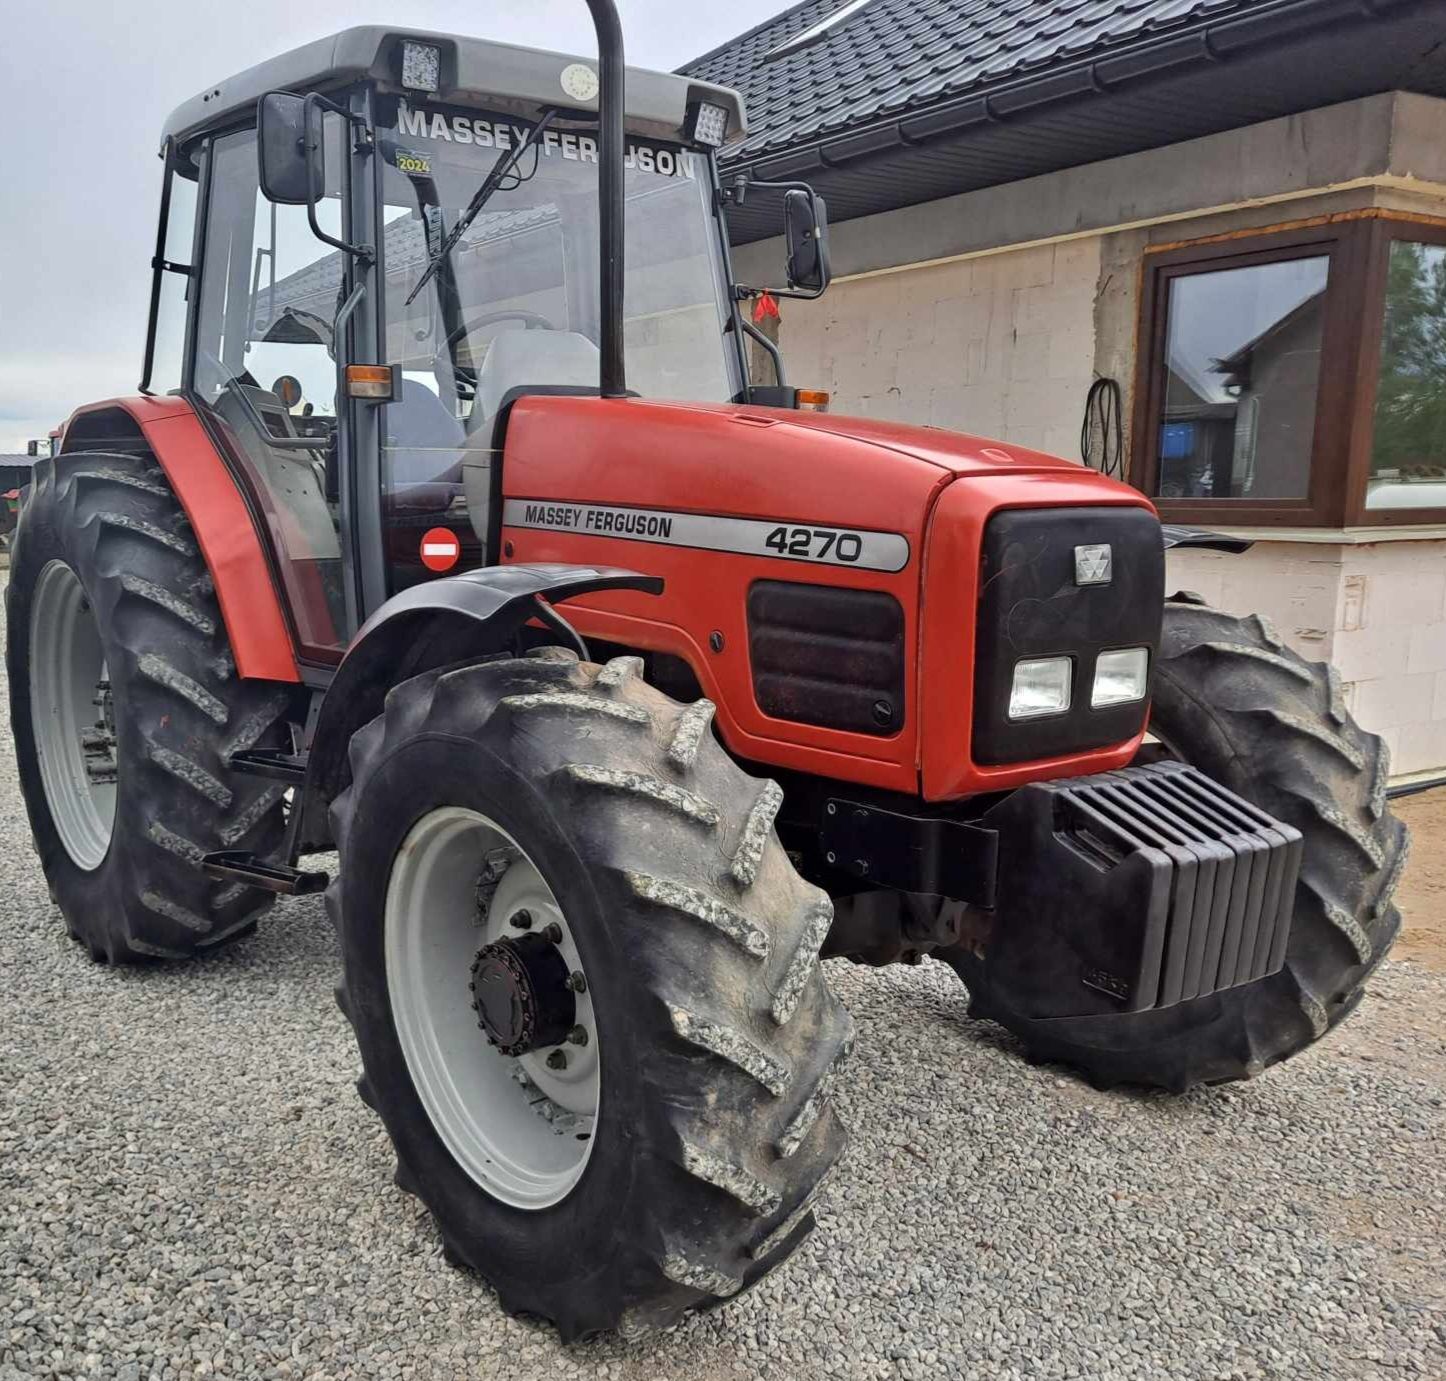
[329,651,853,1339]
[7,452,292,962]
[944,601,1408,1090]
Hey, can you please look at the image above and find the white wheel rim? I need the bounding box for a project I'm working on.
[30,560,116,870]
[384,807,598,1210]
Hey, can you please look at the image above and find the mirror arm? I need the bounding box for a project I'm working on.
[727,175,831,301]
[300,92,375,264]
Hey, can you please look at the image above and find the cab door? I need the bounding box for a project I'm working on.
[188,125,353,660]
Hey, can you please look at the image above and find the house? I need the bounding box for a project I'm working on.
[0,454,38,494]
[684,0,1446,784]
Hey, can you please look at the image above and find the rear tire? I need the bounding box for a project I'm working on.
[942,601,1407,1090]
[329,651,853,1339]
[7,452,292,962]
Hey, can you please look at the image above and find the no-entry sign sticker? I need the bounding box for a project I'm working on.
[420,527,460,572]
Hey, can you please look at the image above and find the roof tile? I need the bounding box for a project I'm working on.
[683,0,1285,161]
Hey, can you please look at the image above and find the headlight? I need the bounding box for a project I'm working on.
[1008,656,1072,720]
[1092,647,1150,708]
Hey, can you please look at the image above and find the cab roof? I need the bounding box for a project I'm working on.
[161,25,746,152]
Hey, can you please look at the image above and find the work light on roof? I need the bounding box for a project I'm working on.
[400,40,441,93]
[686,100,731,148]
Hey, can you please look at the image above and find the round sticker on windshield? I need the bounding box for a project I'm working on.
[560,62,599,103]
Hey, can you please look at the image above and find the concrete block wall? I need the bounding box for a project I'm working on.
[1167,541,1446,779]
[775,239,1101,457]
[1337,542,1446,777]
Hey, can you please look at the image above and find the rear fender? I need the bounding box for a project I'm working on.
[295,563,663,850]
[58,397,299,683]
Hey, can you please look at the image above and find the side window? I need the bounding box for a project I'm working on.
[1151,255,1330,502]
[145,157,200,397]
[1367,238,1446,511]
[193,128,350,655]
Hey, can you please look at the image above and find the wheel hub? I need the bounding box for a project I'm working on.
[470,931,576,1057]
[385,808,599,1209]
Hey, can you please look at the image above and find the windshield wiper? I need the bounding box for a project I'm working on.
[404,109,560,306]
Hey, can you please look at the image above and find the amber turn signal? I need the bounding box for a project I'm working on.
[345,364,401,401]
[796,389,831,412]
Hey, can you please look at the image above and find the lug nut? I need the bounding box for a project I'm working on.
[543,922,563,943]
[566,1025,589,1047]
[565,971,587,994]
[546,1049,568,1071]
[510,909,532,930]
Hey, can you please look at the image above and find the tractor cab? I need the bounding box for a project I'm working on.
[145,28,794,662]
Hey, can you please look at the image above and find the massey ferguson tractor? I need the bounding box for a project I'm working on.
[7,3,1407,1340]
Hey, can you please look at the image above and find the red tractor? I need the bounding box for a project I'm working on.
[7,4,1406,1340]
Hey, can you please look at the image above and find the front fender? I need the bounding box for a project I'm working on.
[298,563,662,847]
[1161,524,1252,553]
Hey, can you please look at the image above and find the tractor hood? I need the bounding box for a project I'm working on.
[496,395,1148,567]
[717,404,1088,479]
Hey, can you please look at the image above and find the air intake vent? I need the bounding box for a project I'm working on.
[747,580,904,736]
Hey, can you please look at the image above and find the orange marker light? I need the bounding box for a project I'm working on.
[796,389,831,413]
[345,364,400,400]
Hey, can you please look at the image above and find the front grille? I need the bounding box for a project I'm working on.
[972,505,1164,765]
[1056,762,1302,1010]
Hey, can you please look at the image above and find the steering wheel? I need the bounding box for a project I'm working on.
[434,309,559,400]
[442,308,558,349]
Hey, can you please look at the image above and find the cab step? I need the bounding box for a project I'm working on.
[201,850,329,895]
[229,748,309,783]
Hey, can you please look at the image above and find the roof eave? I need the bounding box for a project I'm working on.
[717,0,1396,178]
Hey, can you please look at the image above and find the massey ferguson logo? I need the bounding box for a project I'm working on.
[1074,543,1113,587]
[395,101,697,179]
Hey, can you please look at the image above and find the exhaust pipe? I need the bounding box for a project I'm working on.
[585,0,627,398]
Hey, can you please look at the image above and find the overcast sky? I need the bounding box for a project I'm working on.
[0,0,783,452]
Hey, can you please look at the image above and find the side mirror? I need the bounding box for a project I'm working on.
[784,188,831,295]
[258,92,323,206]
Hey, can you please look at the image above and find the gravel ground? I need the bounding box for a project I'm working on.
[4,623,1446,1378]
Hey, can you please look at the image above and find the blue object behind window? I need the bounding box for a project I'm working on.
[1161,422,1196,460]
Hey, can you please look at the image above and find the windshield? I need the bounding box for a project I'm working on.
[373,97,738,409]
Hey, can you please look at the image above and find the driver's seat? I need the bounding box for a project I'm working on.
[468,329,602,442]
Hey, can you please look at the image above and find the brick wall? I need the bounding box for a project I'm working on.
[776,239,1101,458]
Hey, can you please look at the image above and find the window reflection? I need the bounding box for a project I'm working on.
[1368,239,1446,511]
[1156,256,1329,501]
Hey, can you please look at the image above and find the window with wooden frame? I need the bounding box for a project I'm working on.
[1131,214,1446,528]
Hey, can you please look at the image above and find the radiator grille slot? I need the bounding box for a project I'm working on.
[747,580,905,736]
